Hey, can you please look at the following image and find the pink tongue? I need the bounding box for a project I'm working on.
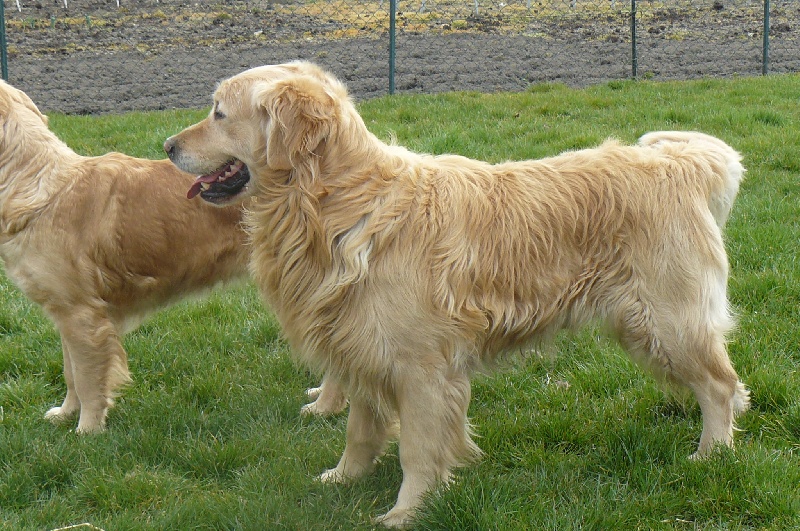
[187,171,225,199]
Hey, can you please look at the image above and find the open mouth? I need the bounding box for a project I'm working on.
[187,159,251,204]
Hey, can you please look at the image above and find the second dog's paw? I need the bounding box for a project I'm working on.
[305,386,323,400]
[300,387,348,417]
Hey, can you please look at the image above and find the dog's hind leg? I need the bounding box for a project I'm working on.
[614,276,748,459]
[51,307,130,434]
[376,366,481,528]
[44,337,81,423]
[683,342,749,459]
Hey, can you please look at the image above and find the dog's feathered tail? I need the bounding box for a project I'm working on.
[639,131,750,421]
[638,131,745,228]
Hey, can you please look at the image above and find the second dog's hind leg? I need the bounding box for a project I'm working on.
[51,307,130,434]
[302,372,348,416]
[44,337,82,423]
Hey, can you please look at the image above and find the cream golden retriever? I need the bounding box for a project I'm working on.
[164,61,748,527]
[0,80,256,433]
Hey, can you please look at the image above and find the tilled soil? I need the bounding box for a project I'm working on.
[4,0,799,114]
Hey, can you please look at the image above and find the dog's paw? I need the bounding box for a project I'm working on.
[44,406,78,424]
[305,386,323,400]
[75,412,107,434]
[316,468,350,484]
[300,397,348,417]
[300,401,323,416]
[75,423,106,435]
[373,508,414,529]
[300,387,348,416]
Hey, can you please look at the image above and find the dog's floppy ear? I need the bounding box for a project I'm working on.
[255,74,336,171]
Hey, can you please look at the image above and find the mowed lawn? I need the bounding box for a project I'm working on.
[1,74,799,530]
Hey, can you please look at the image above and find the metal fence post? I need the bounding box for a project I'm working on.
[762,0,770,74]
[389,0,397,94]
[0,0,8,81]
[630,0,637,78]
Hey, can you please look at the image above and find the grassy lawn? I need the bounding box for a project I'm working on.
[2,73,800,530]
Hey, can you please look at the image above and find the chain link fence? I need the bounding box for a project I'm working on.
[1,0,797,114]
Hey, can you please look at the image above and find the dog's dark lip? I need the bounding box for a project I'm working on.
[187,160,251,203]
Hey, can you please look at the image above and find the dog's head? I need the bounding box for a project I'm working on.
[0,80,50,138]
[0,81,61,235]
[164,61,347,206]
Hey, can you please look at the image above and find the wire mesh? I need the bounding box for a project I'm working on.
[2,0,797,114]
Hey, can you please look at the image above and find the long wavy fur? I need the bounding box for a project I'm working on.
[177,61,748,526]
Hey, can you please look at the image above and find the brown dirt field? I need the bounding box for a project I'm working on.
[4,0,798,114]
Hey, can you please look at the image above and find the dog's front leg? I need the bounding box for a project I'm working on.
[376,367,479,528]
[318,396,393,483]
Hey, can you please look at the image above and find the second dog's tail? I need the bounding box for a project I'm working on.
[638,131,745,228]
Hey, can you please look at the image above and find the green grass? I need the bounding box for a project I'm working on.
[2,73,800,530]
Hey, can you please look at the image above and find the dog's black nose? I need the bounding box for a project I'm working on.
[164,137,176,160]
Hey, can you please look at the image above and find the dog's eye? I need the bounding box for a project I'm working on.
[212,102,226,120]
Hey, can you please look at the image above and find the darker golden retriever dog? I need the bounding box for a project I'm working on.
[165,61,748,527]
[0,80,254,433]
